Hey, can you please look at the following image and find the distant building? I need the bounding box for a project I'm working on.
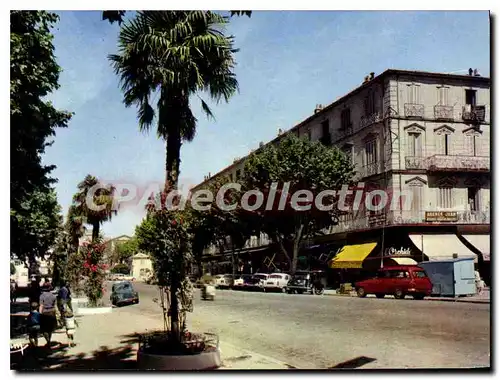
[131,252,153,281]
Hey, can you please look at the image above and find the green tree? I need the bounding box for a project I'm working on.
[102,10,251,25]
[109,11,239,192]
[240,134,356,274]
[72,175,116,242]
[113,238,138,265]
[111,263,130,274]
[11,11,72,263]
[10,188,63,265]
[111,11,241,343]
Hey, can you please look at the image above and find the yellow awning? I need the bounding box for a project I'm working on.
[329,242,377,269]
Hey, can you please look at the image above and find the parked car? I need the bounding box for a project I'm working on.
[286,270,326,295]
[233,274,253,289]
[264,273,291,292]
[110,281,139,306]
[354,265,432,300]
[218,274,234,289]
[246,273,269,291]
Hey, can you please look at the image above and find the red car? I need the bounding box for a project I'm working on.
[355,265,432,300]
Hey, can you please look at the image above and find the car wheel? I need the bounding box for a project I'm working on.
[394,289,405,299]
[375,293,385,299]
[356,287,367,298]
[297,290,304,295]
[314,287,324,295]
[413,293,425,300]
[282,287,287,293]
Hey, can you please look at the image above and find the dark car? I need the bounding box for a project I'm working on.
[110,281,139,306]
[286,270,325,295]
[355,265,432,300]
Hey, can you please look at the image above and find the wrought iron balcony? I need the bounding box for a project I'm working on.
[434,105,454,120]
[462,105,486,123]
[364,162,378,177]
[390,210,490,225]
[360,112,383,129]
[405,156,427,170]
[404,103,425,119]
[427,155,490,172]
[337,125,353,139]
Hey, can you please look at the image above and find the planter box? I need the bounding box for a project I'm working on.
[77,306,113,316]
[137,347,221,370]
[137,332,221,370]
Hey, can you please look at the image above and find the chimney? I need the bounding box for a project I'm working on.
[474,68,480,76]
[469,68,473,76]
[259,142,264,148]
[364,76,370,83]
[370,72,375,80]
[314,104,323,114]
[208,172,211,178]
[277,128,283,135]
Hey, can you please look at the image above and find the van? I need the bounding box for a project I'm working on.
[354,265,432,300]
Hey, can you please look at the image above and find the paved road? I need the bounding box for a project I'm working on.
[120,282,490,369]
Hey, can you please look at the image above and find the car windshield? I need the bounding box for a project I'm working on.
[254,275,267,280]
[413,270,428,278]
[115,282,133,292]
[269,275,282,279]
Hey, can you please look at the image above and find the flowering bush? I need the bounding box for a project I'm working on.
[81,241,107,307]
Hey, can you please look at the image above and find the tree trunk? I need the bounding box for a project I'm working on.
[276,237,292,271]
[92,223,100,242]
[291,223,305,275]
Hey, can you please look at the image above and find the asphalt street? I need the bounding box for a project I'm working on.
[116,282,491,369]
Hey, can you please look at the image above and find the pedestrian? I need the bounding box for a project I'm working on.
[57,282,72,316]
[63,307,76,347]
[10,279,18,304]
[28,278,41,307]
[39,283,57,348]
[26,302,41,347]
[475,270,484,295]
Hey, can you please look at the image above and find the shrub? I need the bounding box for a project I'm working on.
[111,263,130,274]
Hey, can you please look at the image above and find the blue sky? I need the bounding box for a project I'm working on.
[43,10,490,238]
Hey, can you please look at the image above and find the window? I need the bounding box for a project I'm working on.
[410,184,423,215]
[413,270,428,278]
[437,86,449,105]
[321,120,330,137]
[341,108,352,130]
[436,133,451,155]
[465,134,478,156]
[407,84,420,104]
[468,187,480,212]
[438,187,454,209]
[364,90,376,116]
[307,129,312,140]
[408,132,422,156]
[465,89,477,106]
[365,139,378,165]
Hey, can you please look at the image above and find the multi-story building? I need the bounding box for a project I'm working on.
[193,69,490,284]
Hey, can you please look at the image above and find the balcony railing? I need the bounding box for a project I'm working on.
[364,162,378,177]
[405,156,427,170]
[360,112,383,129]
[404,103,425,119]
[337,125,353,140]
[427,155,490,172]
[462,105,486,123]
[434,105,454,120]
[405,155,490,172]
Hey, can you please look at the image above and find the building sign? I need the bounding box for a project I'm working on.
[384,247,412,256]
[425,211,458,222]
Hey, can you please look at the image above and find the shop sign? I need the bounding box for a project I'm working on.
[384,247,412,256]
[425,211,458,222]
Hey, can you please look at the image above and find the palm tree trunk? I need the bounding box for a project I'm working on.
[92,223,100,242]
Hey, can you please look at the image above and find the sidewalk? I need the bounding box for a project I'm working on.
[13,307,291,370]
[323,288,490,303]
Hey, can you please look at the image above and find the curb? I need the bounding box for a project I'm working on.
[322,292,489,304]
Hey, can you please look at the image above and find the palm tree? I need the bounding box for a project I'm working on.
[72,175,116,242]
[109,11,239,192]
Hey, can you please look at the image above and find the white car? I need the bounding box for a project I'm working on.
[214,274,229,288]
[264,273,291,292]
[233,274,253,289]
[250,273,270,291]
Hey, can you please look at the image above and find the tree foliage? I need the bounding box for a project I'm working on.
[109,11,240,192]
[112,238,138,265]
[10,11,71,263]
[102,10,251,25]
[240,134,356,274]
[71,175,116,242]
[111,263,130,274]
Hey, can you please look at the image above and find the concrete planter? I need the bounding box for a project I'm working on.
[77,306,112,315]
[137,333,221,370]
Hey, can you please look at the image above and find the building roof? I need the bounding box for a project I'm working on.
[192,68,490,191]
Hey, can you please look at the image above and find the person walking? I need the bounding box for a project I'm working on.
[28,278,41,307]
[475,270,484,295]
[10,279,18,304]
[26,302,41,347]
[39,283,57,348]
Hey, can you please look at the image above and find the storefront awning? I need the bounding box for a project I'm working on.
[387,257,418,265]
[329,242,377,269]
[462,235,490,261]
[409,234,477,261]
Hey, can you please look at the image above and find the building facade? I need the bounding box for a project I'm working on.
[193,69,490,284]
